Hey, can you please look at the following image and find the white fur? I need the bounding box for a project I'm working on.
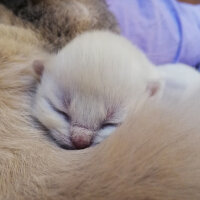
[33,31,162,149]
[158,63,200,102]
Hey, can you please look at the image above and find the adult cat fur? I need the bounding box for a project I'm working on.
[0,0,119,52]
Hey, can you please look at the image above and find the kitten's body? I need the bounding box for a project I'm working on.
[0,0,119,52]
[33,32,200,150]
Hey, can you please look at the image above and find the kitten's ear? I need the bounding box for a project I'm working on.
[32,60,45,77]
[146,79,164,97]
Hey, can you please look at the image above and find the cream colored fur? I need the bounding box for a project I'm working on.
[1,23,200,200]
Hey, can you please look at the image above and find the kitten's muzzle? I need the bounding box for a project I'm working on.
[70,126,94,149]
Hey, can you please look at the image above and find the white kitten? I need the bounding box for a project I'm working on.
[32,31,162,149]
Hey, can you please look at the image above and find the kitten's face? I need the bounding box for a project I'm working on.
[33,76,127,149]
[32,31,161,149]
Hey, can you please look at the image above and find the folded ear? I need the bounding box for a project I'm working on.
[32,60,44,78]
[146,78,164,97]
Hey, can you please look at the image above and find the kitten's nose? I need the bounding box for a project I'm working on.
[71,126,93,149]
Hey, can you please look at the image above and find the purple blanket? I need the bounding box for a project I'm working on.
[106,0,200,68]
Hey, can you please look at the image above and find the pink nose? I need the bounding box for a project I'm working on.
[71,126,93,149]
[71,134,92,149]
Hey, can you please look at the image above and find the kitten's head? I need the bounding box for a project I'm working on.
[32,31,162,150]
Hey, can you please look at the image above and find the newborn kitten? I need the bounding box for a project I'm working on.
[32,31,162,150]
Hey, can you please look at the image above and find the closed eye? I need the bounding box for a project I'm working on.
[45,97,71,121]
[101,123,119,129]
[54,107,71,121]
